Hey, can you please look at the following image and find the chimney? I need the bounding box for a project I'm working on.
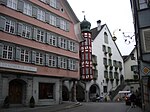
[97,20,101,31]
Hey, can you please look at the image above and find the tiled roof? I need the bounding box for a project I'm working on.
[91,25,105,40]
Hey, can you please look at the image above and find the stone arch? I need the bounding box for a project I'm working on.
[62,85,69,101]
[9,79,27,104]
[89,84,100,101]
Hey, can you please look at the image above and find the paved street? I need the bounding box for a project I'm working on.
[59,102,143,112]
[0,102,143,112]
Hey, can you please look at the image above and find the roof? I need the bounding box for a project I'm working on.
[123,47,136,62]
[91,24,123,57]
[90,25,105,40]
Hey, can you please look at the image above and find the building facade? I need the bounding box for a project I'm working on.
[0,0,80,106]
[130,0,150,111]
[74,19,124,102]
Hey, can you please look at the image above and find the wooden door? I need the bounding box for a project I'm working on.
[9,80,23,104]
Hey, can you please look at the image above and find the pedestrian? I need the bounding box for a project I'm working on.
[130,92,136,108]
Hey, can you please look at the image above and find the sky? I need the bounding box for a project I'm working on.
[67,0,136,56]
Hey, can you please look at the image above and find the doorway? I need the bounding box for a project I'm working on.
[9,79,26,104]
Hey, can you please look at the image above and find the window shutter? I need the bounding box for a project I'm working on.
[45,54,49,66]
[143,29,150,52]
[66,22,70,32]
[0,16,6,31]
[0,0,7,6]
[15,47,21,61]
[67,40,70,50]
[46,32,50,44]
[45,12,49,23]
[57,56,61,68]
[58,37,61,47]
[17,23,23,36]
[0,43,3,58]
[31,51,36,64]
[32,6,37,18]
[32,28,37,40]
[56,0,60,9]
[75,61,78,71]
[56,17,60,28]
[67,59,71,70]
[74,42,79,53]
[17,0,24,12]
[46,0,50,5]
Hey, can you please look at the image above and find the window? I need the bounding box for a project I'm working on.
[49,0,57,8]
[37,29,45,42]
[70,60,76,70]
[139,0,148,9]
[39,83,54,99]
[40,0,46,3]
[60,19,67,30]
[37,9,45,21]
[23,2,32,16]
[21,49,29,62]
[7,0,17,10]
[69,41,75,51]
[49,14,56,26]
[49,34,57,46]
[60,57,67,69]
[5,19,15,34]
[60,38,67,49]
[22,25,31,38]
[49,55,57,67]
[36,52,43,65]
[104,32,108,44]
[103,86,107,93]
[2,45,13,60]
[103,58,107,65]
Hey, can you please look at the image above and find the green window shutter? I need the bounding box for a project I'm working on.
[17,23,23,36]
[75,61,78,71]
[0,16,6,31]
[57,56,61,68]
[15,47,21,61]
[32,6,37,18]
[31,51,36,64]
[67,40,70,51]
[58,37,61,47]
[17,0,24,12]
[0,43,3,58]
[0,0,7,5]
[74,42,78,53]
[46,32,50,44]
[56,17,60,28]
[56,0,60,9]
[45,54,49,66]
[45,12,49,23]
[32,28,37,40]
[67,59,71,70]
[66,22,70,32]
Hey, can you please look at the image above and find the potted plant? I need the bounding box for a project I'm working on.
[29,96,35,108]
[3,96,9,108]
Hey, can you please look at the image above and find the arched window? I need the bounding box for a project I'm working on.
[104,32,108,44]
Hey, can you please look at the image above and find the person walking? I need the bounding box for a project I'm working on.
[130,92,136,108]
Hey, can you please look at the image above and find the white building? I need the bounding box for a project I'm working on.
[77,20,125,102]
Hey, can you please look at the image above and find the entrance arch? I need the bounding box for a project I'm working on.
[76,84,85,102]
[9,79,26,104]
[89,84,100,101]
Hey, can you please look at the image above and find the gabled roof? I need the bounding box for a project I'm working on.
[91,25,105,40]
[64,0,80,24]
[123,47,136,62]
[91,24,123,57]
